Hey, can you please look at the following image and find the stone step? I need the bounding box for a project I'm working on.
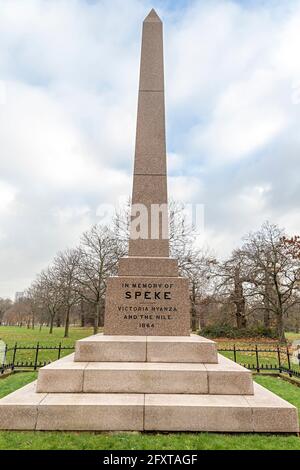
[36,353,253,395]
[0,381,298,432]
[74,334,218,363]
[0,381,143,431]
[144,383,299,433]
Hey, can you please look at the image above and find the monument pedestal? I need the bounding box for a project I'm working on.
[0,334,298,432]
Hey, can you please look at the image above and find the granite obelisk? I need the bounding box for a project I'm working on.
[104,9,191,336]
[129,7,168,258]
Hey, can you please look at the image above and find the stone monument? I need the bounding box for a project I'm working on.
[0,10,298,433]
[104,9,190,336]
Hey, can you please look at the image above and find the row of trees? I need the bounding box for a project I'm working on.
[1,205,299,341]
[26,225,124,337]
[0,298,13,325]
[211,226,300,341]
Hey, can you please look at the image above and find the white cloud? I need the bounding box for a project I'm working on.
[192,70,289,163]
[0,180,16,213]
[0,0,300,297]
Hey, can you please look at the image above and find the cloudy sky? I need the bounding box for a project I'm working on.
[0,0,300,298]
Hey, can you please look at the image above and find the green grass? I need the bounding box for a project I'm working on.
[285,332,300,343]
[0,429,299,450]
[0,372,38,399]
[0,326,93,346]
[210,333,300,373]
[254,375,300,419]
[0,326,94,363]
[219,350,300,373]
[0,372,299,450]
[1,327,298,348]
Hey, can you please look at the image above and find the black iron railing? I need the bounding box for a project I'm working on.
[0,343,299,379]
[218,345,300,378]
[0,342,74,374]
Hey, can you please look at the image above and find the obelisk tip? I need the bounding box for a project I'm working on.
[144,8,162,23]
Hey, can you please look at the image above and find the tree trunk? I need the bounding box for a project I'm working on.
[190,282,197,331]
[49,315,54,334]
[273,273,285,342]
[296,315,300,334]
[191,304,197,331]
[234,294,246,328]
[93,302,100,335]
[276,310,285,343]
[234,268,246,329]
[236,308,247,329]
[80,299,85,327]
[64,308,70,338]
[263,270,271,328]
[199,305,205,330]
[99,299,105,327]
[263,309,270,329]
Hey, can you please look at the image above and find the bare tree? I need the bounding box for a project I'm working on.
[3,299,31,327]
[241,222,300,341]
[53,249,82,338]
[169,201,215,330]
[25,286,40,329]
[0,298,12,325]
[180,248,215,331]
[33,267,64,333]
[213,250,252,329]
[75,225,125,334]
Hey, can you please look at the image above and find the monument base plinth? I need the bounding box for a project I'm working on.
[74,333,218,363]
[0,334,298,433]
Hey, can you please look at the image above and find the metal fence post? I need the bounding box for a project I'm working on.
[233,344,237,363]
[286,345,292,377]
[12,342,17,370]
[255,345,260,373]
[34,342,39,370]
[4,344,7,364]
[58,342,62,360]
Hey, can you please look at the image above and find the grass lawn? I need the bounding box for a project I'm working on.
[215,336,300,373]
[219,350,300,373]
[285,332,300,343]
[0,325,94,346]
[0,372,299,450]
[0,326,94,363]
